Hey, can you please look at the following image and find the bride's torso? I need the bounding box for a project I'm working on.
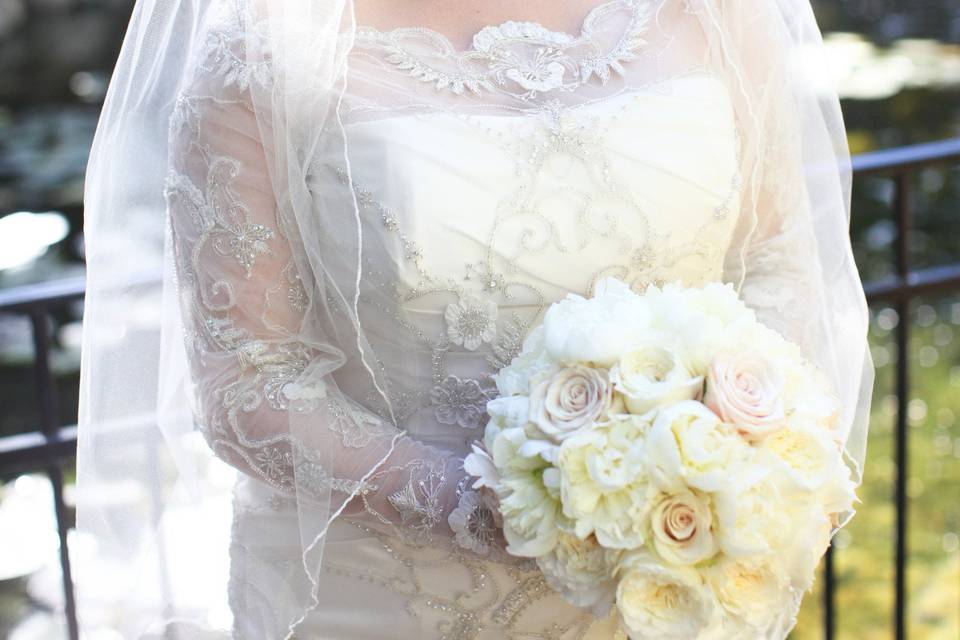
[229,1,742,637]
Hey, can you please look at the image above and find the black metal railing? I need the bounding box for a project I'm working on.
[0,139,959,639]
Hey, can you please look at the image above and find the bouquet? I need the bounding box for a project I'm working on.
[461,279,857,639]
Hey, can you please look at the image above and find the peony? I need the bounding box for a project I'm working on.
[712,480,784,558]
[704,353,786,440]
[777,503,832,592]
[492,427,563,557]
[537,532,622,617]
[542,279,652,367]
[615,553,715,640]
[529,365,613,443]
[646,400,757,494]
[557,415,653,549]
[611,345,704,415]
[493,325,556,397]
[706,556,789,632]
[486,395,531,430]
[649,490,718,566]
[761,424,857,514]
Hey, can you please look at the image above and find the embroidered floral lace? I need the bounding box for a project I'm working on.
[158,0,846,637]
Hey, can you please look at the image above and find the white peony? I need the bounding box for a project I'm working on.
[760,424,857,514]
[486,395,532,430]
[777,503,832,592]
[542,279,652,367]
[704,353,786,440]
[557,415,653,549]
[712,480,784,558]
[493,325,556,397]
[529,365,613,442]
[611,345,704,415]
[615,553,715,640]
[492,427,563,557]
[642,282,755,374]
[649,490,718,566]
[646,400,758,494]
[537,532,622,617]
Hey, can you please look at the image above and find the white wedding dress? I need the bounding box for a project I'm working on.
[171,3,742,639]
[107,0,865,640]
[76,0,873,635]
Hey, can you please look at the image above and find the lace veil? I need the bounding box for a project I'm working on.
[77,0,873,636]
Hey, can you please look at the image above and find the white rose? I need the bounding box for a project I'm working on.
[646,400,757,494]
[492,427,563,557]
[542,279,652,367]
[529,365,613,443]
[704,353,786,440]
[611,345,703,415]
[537,532,622,617]
[557,415,653,549]
[706,556,789,632]
[615,553,715,640]
[650,490,718,566]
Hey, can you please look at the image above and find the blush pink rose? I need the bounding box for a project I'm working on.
[704,354,785,440]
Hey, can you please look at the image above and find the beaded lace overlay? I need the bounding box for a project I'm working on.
[166,1,744,637]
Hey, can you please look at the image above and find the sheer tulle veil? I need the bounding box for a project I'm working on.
[77,0,873,636]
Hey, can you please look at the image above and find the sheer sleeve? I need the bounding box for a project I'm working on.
[163,12,470,541]
[719,0,872,474]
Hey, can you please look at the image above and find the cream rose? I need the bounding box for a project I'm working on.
[650,490,718,565]
[615,553,715,640]
[537,532,622,617]
[529,365,613,442]
[611,345,703,415]
[706,557,788,632]
[704,353,786,440]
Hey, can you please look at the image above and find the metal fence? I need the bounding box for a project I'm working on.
[1,138,959,640]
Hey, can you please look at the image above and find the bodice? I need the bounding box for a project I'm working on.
[337,73,741,455]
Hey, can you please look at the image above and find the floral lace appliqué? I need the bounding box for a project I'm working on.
[449,490,500,556]
[431,375,492,430]
[445,295,498,350]
[353,0,654,98]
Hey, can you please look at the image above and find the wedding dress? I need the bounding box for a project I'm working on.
[76,1,873,638]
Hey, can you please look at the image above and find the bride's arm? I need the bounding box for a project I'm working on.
[163,17,472,541]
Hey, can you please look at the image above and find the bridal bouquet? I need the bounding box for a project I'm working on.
[462,279,857,639]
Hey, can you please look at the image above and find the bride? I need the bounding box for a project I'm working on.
[77,0,873,638]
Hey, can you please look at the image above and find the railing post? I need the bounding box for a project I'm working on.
[823,544,835,640]
[892,172,911,640]
[29,310,79,640]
